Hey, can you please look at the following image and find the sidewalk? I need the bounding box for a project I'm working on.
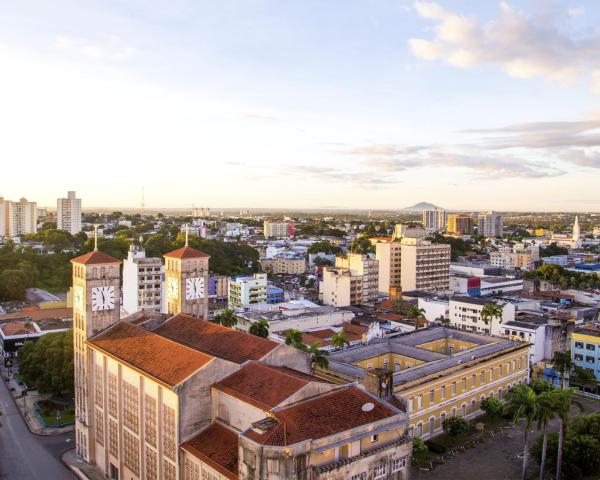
[63,449,106,480]
[1,363,74,436]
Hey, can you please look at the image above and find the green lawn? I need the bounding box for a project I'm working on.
[36,399,75,426]
[39,410,75,426]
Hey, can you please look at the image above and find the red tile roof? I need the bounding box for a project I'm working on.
[89,322,213,387]
[214,362,328,410]
[154,314,278,364]
[0,307,73,322]
[182,423,239,480]
[163,246,210,259]
[70,251,120,265]
[0,321,34,336]
[244,386,398,446]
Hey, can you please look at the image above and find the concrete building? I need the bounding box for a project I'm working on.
[393,224,428,240]
[57,190,82,234]
[551,216,583,249]
[263,220,291,238]
[572,324,600,380]
[228,274,268,310]
[375,239,402,295]
[208,275,229,300]
[477,212,503,238]
[449,275,523,296]
[448,296,515,335]
[450,262,502,277]
[446,214,473,235]
[73,247,411,480]
[541,255,569,266]
[490,245,539,271]
[422,209,447,232]
[122,244,164,315]
[259,255,305,274]
[0,196,37,237]
[320,254,379,307]
[400,238,450,292]
[322,326,529,440]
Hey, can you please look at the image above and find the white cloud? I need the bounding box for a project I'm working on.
[567,6,584,18]
[53,35,137,61]
[408,2,600,91]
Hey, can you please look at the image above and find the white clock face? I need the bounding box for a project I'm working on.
[185,277,204,300]
[91,286,115,311]
[74,286,84,310]
[167,277,179,300]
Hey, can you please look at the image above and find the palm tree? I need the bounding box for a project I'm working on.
[480,303,503,334]
[309,342,329,370]
[249,319,270,338]
[213,309,238,329]
[550,387,584,480]
[331,331,350,350]
[407,305,426,331]
[505,384,538,480]
[535,391,556,480]
[551,351,573,388]
[285,329,305,350]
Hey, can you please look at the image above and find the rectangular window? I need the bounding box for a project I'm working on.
[490,368,494,381]
[374,463,387,479]
[243,448,256,469]
[587,344,596,351]
[351,474,367,480]
[480,371,485,383]
[429,389,434,402]
[123,430,140,475]
[122,381,139,433]
[267,459,279,474]
[370,434,379,443]
[144,394,157,447]
[462,378,467,390]
[472,374,477,387]
[109,419,118,457]
[451,382,456,395]
[162,405,176,461]
[95,409,104,446]
[145,447,157,480]
[441,385,446,399]
[95,364,104,408]
[108,372,117,418]
[392,457,407,472]
[575,342,584,349]
[586,356,595,364]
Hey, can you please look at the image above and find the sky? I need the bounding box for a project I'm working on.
[1,1,599,212]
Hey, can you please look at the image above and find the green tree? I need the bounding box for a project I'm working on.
[348,237,374,254]
[309,342,329,370]
[505,384,538,480]
[249,319,270,338]
[536,391,556,480]
[442,416,471,436]
[307,241,342,255]
[551,387,584,480]
[392,297,405,314]
[18,331,73,396]
[331,331,350,350]
[0,269,29,301]
[412,437,428,455]
[407,305,426,331]
[570,366,596,393]
[481,396,504,418]
[480,303,503,333]
[212,309,238,329]
[285,329,305,350]
[552,351,573,389]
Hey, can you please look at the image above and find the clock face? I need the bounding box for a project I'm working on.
[167,277,179,300]
[91,286,115,311]
[185,277,204,300]
[74,286,84,310]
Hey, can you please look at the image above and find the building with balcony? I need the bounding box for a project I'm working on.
[448,296,515,336]
[477,212,503,238]
[320,254,379,307]
[57,190,82,234]
[122,244,165,314]
[228,274,268,310]
[446,215,473,236]
[422,209,447,232]
[0,196,38,237]
[400,238,450,292]
[260,255,306,275]
[572,324,600,380]
[263,221,292,238]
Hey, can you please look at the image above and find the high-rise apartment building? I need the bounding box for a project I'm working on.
[122,244,165,314]
[375,239,402,294]
[228,273,268,310]
[400,238,450,292]
[446,214,473,235]
[0,196,38,237]
[477,211,503,238]
[57,190,82,234]
[263,220,291,238]
[422,209,447,232]
[320,253,379,307]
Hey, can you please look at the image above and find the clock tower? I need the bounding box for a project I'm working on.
[71,238,121,463]
[164,230,210,318]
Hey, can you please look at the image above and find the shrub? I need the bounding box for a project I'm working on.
[442,416,472,436]
[425,440,446,454]
[412,437,428,455]
[481,397,504,417]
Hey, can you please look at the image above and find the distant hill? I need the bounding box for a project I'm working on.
[401,202,443,212]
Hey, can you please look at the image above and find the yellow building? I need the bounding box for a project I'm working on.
[319,326,530,439]
[259,255,306,274]
[446,214,473,236]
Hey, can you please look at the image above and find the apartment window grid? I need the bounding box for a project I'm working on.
[392,456,408,472]
[162,405,176,461]
[95,364,104,408]
[123,430,140,475]
[145,446,158,480]
[109,419,119,457]
[123,381,139,433]
[373,463,387,479]
[145,394,157,447]
[95,408,104,446]
[108,372,118,418]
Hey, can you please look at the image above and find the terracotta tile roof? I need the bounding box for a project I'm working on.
[154,314,278,364]
[0,321,34,336]
[70,251,120,265]
[342,322,368,336]
[214,362,328,409]
[243,385,398,446]
[163,246,210,259]
[182,423,238,480]
[89,322,213,387]
[0,307,73,322]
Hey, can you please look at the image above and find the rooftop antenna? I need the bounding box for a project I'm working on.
[93,225,98,252]
[185,223,189,247]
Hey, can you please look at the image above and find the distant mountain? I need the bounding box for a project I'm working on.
[401,202,443,212]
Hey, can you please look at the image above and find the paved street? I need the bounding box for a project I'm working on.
[0,374,74,479]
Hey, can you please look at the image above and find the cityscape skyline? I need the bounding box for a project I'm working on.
[1,1,600,211]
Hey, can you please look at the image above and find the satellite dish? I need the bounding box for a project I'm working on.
[362,402,375,412]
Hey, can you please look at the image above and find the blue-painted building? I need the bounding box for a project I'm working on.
[572,324,600,380]
[267,285,284,304]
